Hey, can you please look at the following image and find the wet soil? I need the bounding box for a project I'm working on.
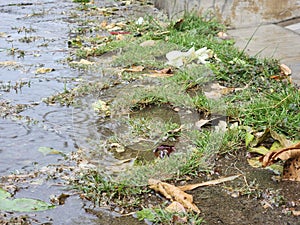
[188,150,300,225]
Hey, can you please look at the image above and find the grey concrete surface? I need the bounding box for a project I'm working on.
[228,23,300,85]
[154,0,300,28]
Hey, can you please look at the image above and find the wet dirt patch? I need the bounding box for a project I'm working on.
[188,149,300,224]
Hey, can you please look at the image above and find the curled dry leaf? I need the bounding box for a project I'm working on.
[165,201,186,213]
[122,65,144,73]
[142,67,173,78]
[260,142,300,181]
[260,142,300,167]
[280,64,292,76]
[148,179,200,213]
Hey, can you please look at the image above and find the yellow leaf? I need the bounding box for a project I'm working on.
[35,67,55,74]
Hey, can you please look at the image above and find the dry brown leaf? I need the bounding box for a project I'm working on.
[292,210,300,216]
[260,142,300,181]
[165,201,186,213]
[142,67,173,78]
[178,174,241,191]
[280,64,292,76]
[122,65,144,72]
[142,73,173,78]
[260,142,300,167]
[148,179,200,213]
[282,157,300,181]
[203,83,247,99]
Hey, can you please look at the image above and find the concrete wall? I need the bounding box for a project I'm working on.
[154,0,300,28]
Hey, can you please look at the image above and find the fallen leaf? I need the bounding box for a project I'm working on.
[178,174,241,191]
[35,67,55,74]
[195,119,210,130]
[217,31,230,40]
[280,64,292,76]
[260,142,300,181]
[261,142,300,166]
[0,187,54,212]
[70,59,95,65]
[100,20,108,28]
[122,65,144,73]
[0,61,19,67]
[203,83,247,100]
[165,201,186,213]
[148,179,200,213]
[38,146,63,156]
[292,210,300,216]
[142,67,174,78]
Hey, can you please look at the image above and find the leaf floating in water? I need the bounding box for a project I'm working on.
[0,187,55,212]
[35,67,55,74]
[38,146,63,156]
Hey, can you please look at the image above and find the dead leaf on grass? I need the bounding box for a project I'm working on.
[148,179,200,213]
[142,67,173,78]
[165,201,186,213]
[270,64,292,82]
[204,83,248,100]
[122,65,144,73]
[280,64,292,76]
[195,119,211,130]
[260,142,300,181]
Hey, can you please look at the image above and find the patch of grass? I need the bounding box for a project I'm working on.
[75,39,128,59]
[73,170,146,209]
[117,151,194,186]
[136,207,204,224]
[237,85,300,139]
[113,40,179,68]
[44,81,110,106]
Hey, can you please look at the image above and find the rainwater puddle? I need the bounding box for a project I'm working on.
[0,0,153,224]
